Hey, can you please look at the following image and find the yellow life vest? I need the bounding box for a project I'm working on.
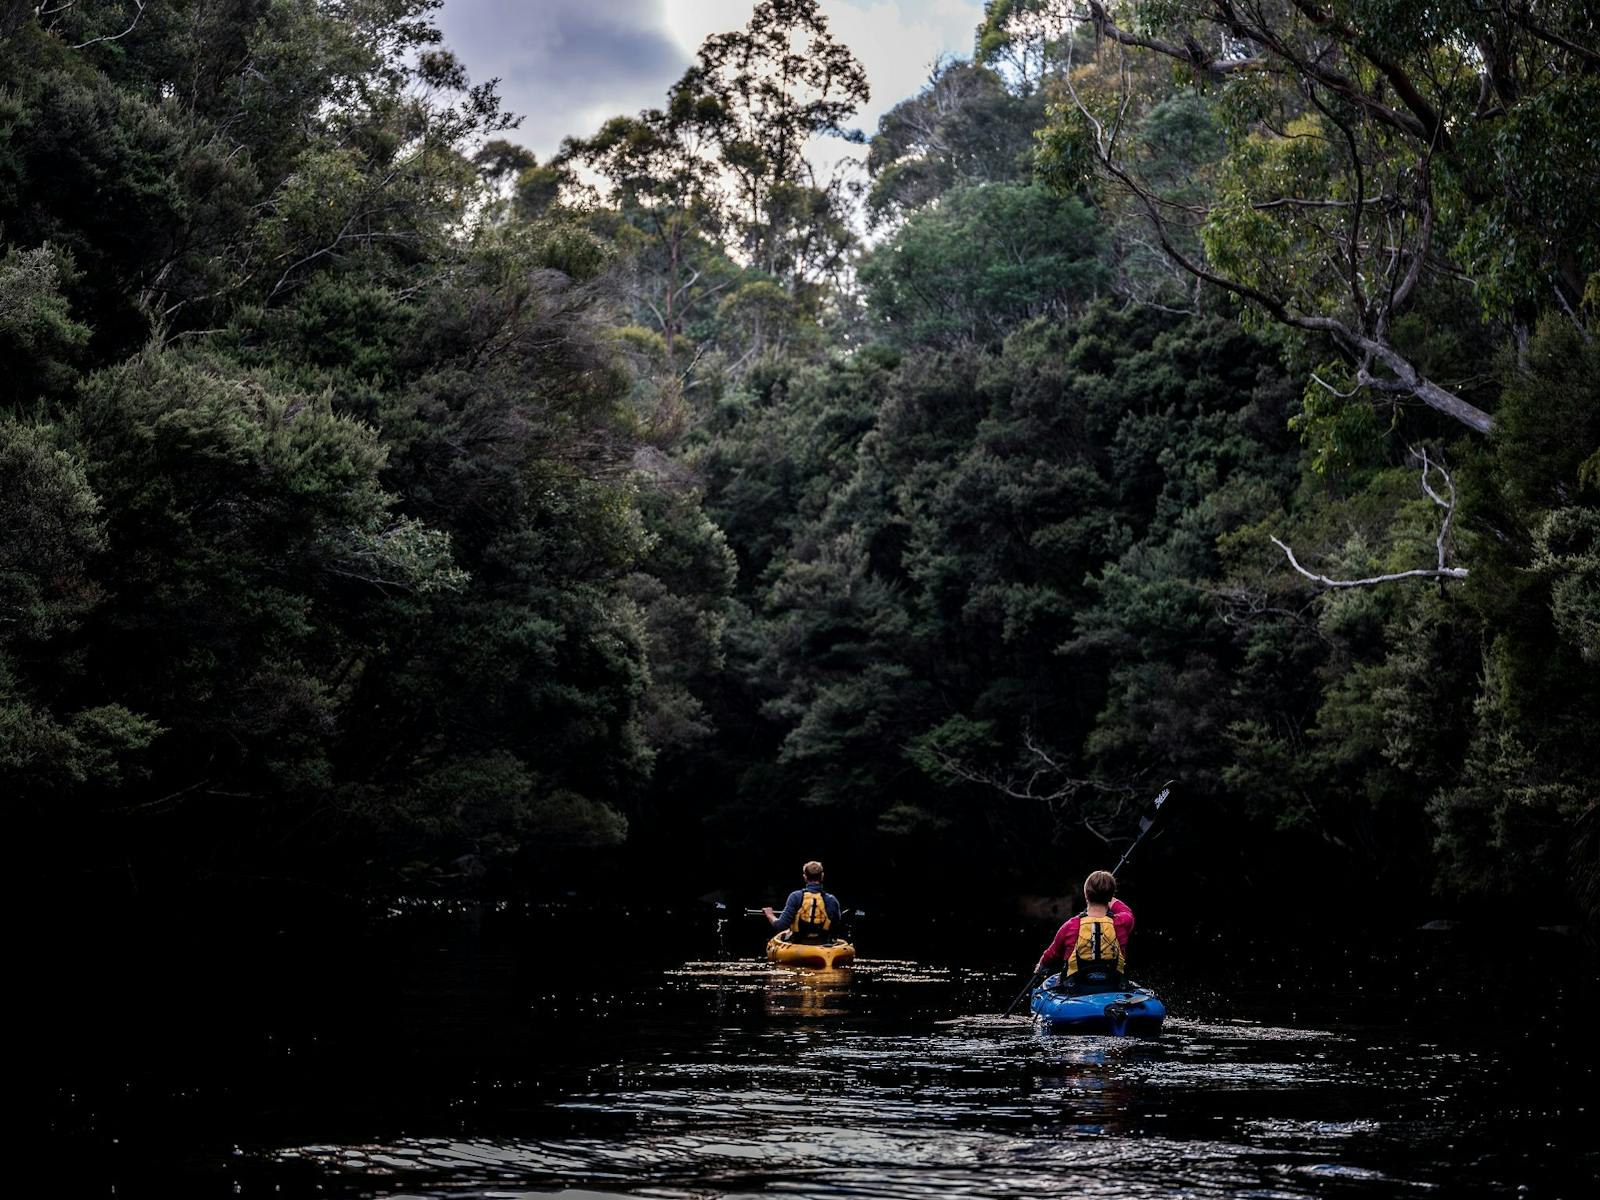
[790,889,833,942]
[1064,914,1125,978]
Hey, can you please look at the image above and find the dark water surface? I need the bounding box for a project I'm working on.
[24,906,1598,1198]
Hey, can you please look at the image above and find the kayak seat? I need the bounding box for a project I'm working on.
[1052,967,1126,995]
[775,932,845,947]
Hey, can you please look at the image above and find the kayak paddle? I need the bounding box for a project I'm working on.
[1110,781,1172,876]
[1002,971,1044,1016]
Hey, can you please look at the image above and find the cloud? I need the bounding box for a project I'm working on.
[438,0,988,170]
[436,0,689,159]
[799,0,987,180]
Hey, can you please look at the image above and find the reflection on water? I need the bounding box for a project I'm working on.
[23,916,1599,1199]
[759,966,852,1018]
[267,959,1594,1199]
[267,1000,1563,1199]
[668,960,949,1020]
[669,960,858,1017]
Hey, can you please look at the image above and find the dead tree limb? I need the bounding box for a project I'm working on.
[1270,448,1469,587]
[72,0,143,49]
[920,728,1137,806]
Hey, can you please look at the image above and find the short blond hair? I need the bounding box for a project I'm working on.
[802,860,824,881]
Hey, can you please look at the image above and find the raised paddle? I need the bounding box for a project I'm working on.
[1110,781,1172,877]
[1003,781,1174,1016]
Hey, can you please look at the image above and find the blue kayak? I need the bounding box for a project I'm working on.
[1030,976,1167,1036]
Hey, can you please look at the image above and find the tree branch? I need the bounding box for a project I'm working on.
[72,0,143,49]
[1505,7,1600,69]
[1058,34,1495,434]
[921,728,1136,807]
[1269,448,1469,587]
[1084,1,1271,76]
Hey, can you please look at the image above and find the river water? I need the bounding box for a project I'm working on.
[24,905,1598,1198]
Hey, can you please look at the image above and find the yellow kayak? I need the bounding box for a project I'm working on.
[766,935,856,969]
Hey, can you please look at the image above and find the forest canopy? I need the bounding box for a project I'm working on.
[2,0,1596,930]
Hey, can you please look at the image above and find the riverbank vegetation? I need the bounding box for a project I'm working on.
[3,1,1595,929]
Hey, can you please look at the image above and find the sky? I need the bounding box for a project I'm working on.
[435,0,989,177]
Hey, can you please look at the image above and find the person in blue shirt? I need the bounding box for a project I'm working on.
[763,860,843,944]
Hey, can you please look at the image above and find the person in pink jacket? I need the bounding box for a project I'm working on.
[1033,870,1135,989]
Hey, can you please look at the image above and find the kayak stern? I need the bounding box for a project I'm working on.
[766,936,856,969]
[1030,976,1166,1036]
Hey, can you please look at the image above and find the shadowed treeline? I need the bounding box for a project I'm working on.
[2,1,1596,933]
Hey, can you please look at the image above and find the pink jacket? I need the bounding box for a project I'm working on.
[1036,898,1135,973]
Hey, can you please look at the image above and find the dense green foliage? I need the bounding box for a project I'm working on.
[2,1,714,893]
[2,2,1595,928]
[859,182,1108,346]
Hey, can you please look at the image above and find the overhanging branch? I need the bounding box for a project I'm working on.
[1056,27,1496,434]
[72,0,143,49]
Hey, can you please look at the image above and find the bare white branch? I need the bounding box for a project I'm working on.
[72,0,143,49]
[1310,370,1360,399]
[1270,448,1469,587]
[920,727,1136,807]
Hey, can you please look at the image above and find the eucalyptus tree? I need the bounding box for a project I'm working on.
[1014,0,1600,436]
[976,0,1080,89]
[559,82,735,373]
[688,0,870,287]
[864,57,1047,225]
[562,0,870,380]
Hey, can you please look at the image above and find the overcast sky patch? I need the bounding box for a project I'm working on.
[437,0,690,159]
[438,0,986,169]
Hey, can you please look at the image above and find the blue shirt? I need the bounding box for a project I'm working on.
[771,883,841,933]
